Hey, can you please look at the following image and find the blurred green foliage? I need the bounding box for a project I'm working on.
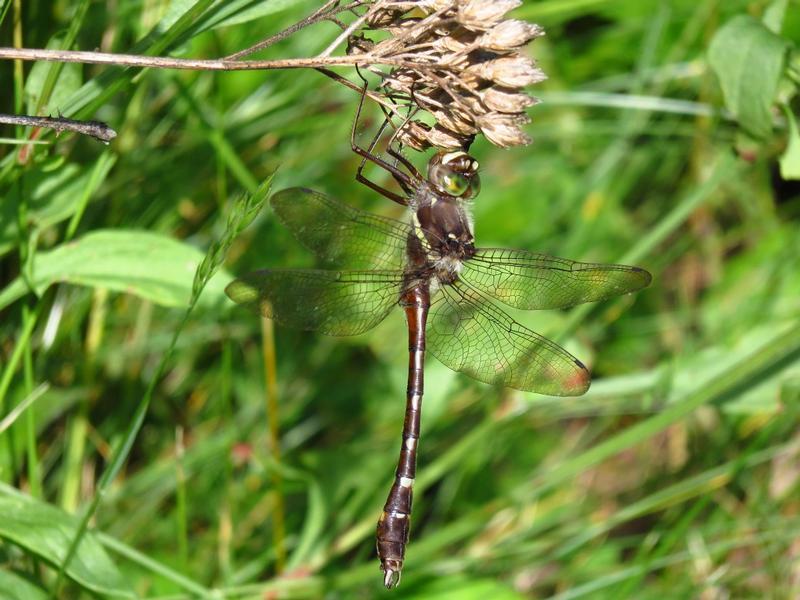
[1,0,799,598]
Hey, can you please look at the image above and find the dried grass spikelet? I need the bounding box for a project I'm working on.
[350,0,546,151]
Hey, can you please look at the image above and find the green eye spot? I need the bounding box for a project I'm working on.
[443,173,469,196]
[462,174,481,199]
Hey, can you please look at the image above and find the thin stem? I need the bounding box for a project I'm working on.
[0,301,45,416]
[318,2,375,58]
[175,426,188,572]
[0,383,49,435]
[11,0,22,118]
[0,47,441,72]
[261,315,286,575]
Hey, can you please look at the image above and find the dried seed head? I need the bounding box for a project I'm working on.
[477,112,532,147]
[396,120,432,152]
[468,56,547,88]
[425,125,474,150]
[457,0,522,30]
[479,20,545,51]
[479,87,539,113]
[433,108,478,136]
[350,0,546,150]
[418,0,455,12]
[439,33,471,53]
[366,8,403,28]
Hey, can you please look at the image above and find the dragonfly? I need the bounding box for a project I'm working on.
[225,149,651,588]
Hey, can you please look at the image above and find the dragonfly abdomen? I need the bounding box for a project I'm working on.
[377,283,430,588]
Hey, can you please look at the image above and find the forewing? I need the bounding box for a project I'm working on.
[225,269,402,336]
[463,248,652,310]
[271,187,410,270]
[427,283,590,396]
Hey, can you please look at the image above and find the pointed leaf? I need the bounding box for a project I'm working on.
[0,230,231,311]
[708,15,790,139]
[0,156,115,258]
[0,495,133,598]
[0,569,48,600]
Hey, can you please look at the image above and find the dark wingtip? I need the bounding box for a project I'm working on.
[567,359,591,396]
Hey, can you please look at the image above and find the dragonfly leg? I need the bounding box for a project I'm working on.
[355,114,412,204]
[376,284,430,588]
[376,90,424,182]
[351,76,415,204]
[386,129,422,182]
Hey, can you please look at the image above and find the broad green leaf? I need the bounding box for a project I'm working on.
[780,105,800,179]
[0,495,134,598]
[708,15,790,139]
[24,35,83,114]
[0,569,48,600]
[0,230,232,311]
[0,156,115,258]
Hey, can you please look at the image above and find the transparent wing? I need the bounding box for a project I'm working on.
[225,269,402,336]
[462,248,652,310]
[427,283,590,396]
[271,187,410,270]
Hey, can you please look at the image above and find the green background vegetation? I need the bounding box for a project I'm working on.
[1,0,799,598]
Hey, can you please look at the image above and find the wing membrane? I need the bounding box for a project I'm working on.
[427,283,590,396]
[462,248,652,310]
[226,269,402,336]
[271,187,410,270]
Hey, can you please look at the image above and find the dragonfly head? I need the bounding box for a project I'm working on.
[427,151,481,200]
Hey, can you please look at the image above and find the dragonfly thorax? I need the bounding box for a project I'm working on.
[414,152,480,277]
[409,194,476,285]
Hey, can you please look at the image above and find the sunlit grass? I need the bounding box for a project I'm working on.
[1,1,799,598]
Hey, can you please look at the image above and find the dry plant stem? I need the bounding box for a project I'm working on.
[0,47,442,72]
[0,113,116,143]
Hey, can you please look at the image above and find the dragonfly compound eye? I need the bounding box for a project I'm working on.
[461,173,481,200]
[443,172,470,196]
[429,151,481,198]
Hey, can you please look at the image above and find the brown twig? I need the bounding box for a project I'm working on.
[0,113,117,143]
[0,47,437,72]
